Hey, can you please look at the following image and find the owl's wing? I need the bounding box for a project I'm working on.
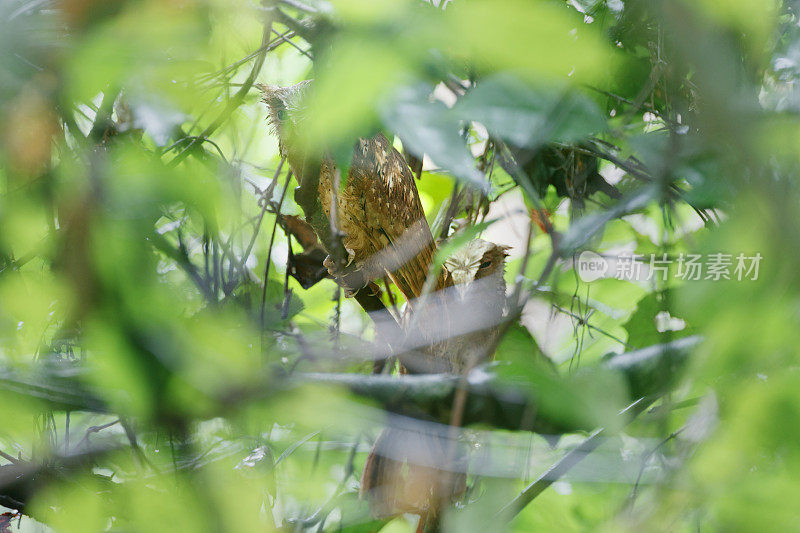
[350,135,449,301]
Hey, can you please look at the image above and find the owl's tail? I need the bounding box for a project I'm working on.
[359,427,466,528]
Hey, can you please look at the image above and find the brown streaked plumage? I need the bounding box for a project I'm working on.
[259,82,449,304]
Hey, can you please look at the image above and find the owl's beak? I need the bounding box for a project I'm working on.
[450,269,476,300]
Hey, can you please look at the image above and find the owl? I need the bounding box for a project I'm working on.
[259,82,511,522]
[259,81,449,305]
[401,238,510,373]
[360,239,510,519]
[441,239,510,370]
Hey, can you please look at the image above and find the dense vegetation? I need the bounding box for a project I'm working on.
[0,0,797,531]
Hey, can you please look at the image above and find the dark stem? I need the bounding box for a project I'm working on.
[260,171,293,328]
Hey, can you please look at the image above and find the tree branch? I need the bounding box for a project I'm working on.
[294,336,699,431]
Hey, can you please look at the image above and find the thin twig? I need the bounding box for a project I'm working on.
[274,431,321,467]
[271,28,313,60]
[281,235,293,320]
[494,398,649,524]
[240,158,286,275]
[439,182,461,241]
[0,450,20,464]
[75,419,120,450]
[328,167,345,269]
[627,426,686,508]
[552,304,631,348]
[198,31,298,83]
[260,171,293,327]
[170,16,273,167]
[151,232,215,300]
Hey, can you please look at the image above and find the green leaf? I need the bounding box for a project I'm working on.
[443,0,613,82]
[381,84,488,190]
[455,74,607,148]
[621,290,666,349]
[559,185,658,256]
[433,219,497,269]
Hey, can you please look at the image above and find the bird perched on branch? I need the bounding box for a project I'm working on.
[360,239,509,524]
[259,81,511,525]
[439,238,510,371]
[258,81,449,305]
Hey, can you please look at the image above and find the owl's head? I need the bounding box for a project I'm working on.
[258,81,311,154]
[443,239,509,303]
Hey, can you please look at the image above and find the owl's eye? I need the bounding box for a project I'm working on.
[479,260,492,269]
[277,108,287,121]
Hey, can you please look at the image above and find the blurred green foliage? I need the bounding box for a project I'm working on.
[0,0,797,531]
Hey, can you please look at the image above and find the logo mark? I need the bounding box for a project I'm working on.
[576,251,608,282]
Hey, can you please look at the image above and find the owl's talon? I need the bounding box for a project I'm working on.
[323,255,365,296]
[322,255,335,274]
